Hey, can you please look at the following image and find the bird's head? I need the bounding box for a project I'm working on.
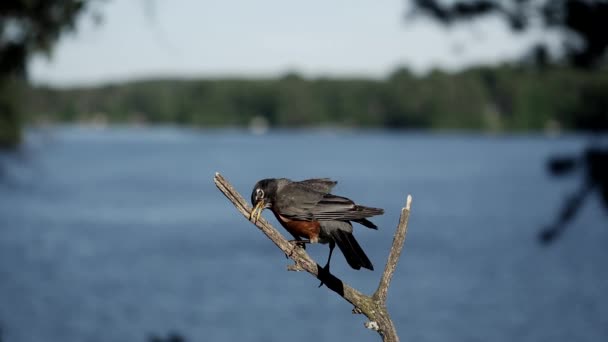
[249,178,279,223]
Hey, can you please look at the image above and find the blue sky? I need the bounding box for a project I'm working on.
[29,0,546,87]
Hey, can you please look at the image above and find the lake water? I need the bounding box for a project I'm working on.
[0,126,606,342]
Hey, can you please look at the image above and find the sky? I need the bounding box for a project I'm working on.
[29,0,547,87]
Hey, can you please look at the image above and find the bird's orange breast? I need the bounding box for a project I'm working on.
[273,212,321,243]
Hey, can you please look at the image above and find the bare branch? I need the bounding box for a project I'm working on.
[214,172,413,342]
[373,195,412,304]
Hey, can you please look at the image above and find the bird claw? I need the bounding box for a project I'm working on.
[285,240,306,258]
[288,239,307,249]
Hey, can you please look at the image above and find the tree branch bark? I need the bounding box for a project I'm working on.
[214,172,413,342]
[373,196,412,305]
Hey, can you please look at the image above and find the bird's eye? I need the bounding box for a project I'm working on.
[256,188,264,198]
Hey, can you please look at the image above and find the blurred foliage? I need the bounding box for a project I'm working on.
[410,0,608,125]
[0,77,24,148]
[0,0,100,148]
[410,0,608,69]
[24,64,608,132]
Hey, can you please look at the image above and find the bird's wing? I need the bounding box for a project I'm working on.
[297,178,337,194]
[275,182,328,218]
[308,194,384,221]
[276,184,384,221]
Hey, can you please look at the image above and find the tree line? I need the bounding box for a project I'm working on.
[24,64,608,132]
[4,0,608,149]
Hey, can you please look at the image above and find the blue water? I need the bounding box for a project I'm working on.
[0,127,606,342]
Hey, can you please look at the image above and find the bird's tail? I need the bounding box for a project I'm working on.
[331,229,373,271]
[353,205,383,229]
[354,205,384,217]
[353,218,378,229]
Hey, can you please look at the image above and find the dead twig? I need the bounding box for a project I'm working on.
[214,172,412,342]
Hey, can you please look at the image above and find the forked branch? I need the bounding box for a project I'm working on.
[214,172,412,342]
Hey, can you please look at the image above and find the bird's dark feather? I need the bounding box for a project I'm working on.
[276,185,384,223]
[354,218,378,229]
[297,178,337,194]
[331,229,373,270]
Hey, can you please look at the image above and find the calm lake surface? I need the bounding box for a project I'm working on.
[0,126,606,342]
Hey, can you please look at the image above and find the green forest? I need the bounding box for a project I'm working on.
[3,0,608,148]
[24,64,608,132]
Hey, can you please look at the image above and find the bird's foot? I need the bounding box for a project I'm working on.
[286,239,308,258]
[288,239,309,248]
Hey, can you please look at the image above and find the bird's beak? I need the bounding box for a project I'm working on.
[249,200,265,223]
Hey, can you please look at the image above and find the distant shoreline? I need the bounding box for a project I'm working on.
[21,65,608,135]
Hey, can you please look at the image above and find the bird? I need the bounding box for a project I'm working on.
[249,178,383,277]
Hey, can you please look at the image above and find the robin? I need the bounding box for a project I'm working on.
[249,178,383,275]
